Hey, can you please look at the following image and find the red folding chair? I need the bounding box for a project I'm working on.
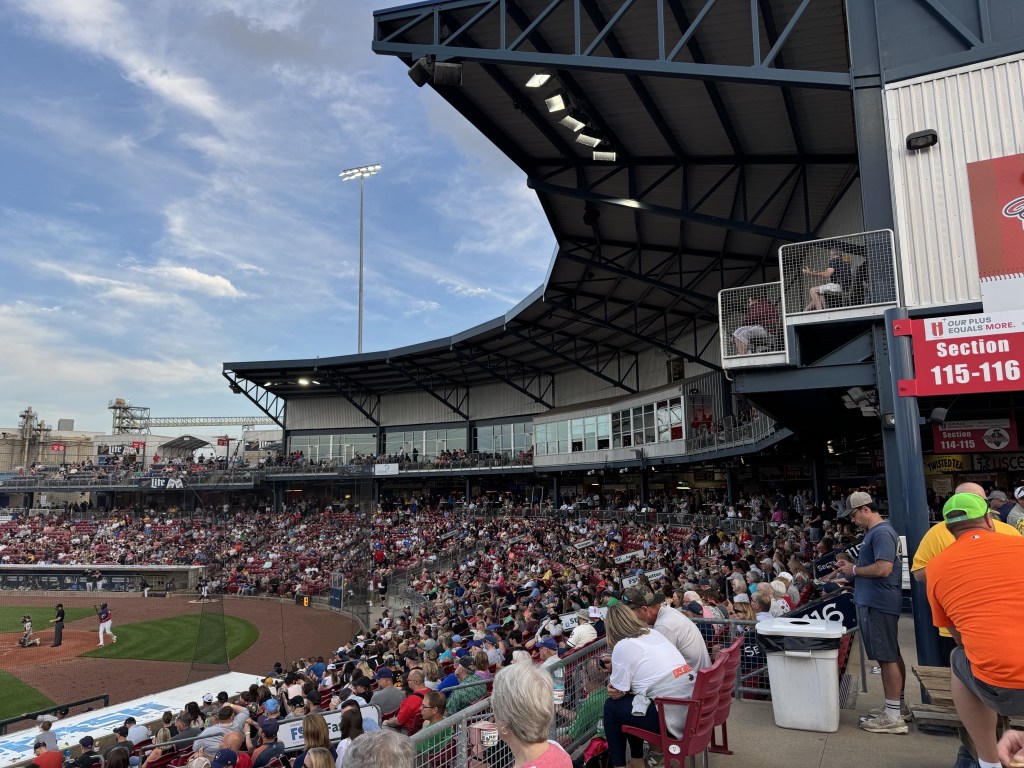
[621,654,728,768]
[709,635,744,755]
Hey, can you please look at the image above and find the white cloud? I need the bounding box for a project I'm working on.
[142,264,245,298]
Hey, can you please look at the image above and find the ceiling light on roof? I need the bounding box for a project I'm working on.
[311,380,320,386]
[593,146,617,162]
[298,378,310,386]
[263,382,273,387]
[559,112,587,132]
[544,89,568,113]
[576,130,603,148]
[525,73,551,88]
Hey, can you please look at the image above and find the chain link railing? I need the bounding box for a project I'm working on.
[719,282,785,358]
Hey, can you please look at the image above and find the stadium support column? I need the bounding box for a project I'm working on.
[273,483,284,514]
[849,1,939,667]
[879,314,939,666]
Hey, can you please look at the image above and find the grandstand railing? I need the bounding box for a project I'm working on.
[0,694,110,735]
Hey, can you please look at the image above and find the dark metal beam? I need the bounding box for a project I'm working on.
[507,328,639,393]
[451,348,554,408]
[529,178,808,240]
[221,372,284,428]
[370,42,853,89]
[386,362,469,420]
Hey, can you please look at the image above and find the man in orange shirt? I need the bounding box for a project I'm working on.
[927,492,1024,768]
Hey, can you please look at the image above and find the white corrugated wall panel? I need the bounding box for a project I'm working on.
[381,391,463,426]
[885,54,1024,308]
[286,398,372,430]
[467,381,546,421]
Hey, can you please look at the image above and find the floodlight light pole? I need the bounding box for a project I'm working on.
[339,164,382,354]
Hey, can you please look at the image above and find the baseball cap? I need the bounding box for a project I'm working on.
[374,667,393,679]
[1015,486,1024,502]
[684,601,704,615]
[988,490,1008,501]
[451,634,463,643]
[112,727,129,738]
[537,637,559,651]
[621,586,664,607]
[733,593,750,604]
[202,693,214,704]
[211,750,238,768]
[263,699,279,713]
[326,663,336,671]
[259,720,279,738]
[777,572,793,582]
[458,656,477,670]
[217,692,229,703]
[843,491,874,516]
[483,634,498,644]
[575,608,590,621]
[79,737,94,749]
[352,676,372,689]
[942,492,990,524]
[33,742,47,750]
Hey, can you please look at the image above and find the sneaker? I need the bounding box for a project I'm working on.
[644,750,664,768]
[112,636,117,643]
[859,712,909,734]
[859,705,912,723]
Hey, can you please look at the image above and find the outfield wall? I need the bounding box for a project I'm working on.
[0,565,206,592]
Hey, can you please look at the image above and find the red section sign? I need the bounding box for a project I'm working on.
[932,420,1018,453]
[216,438,228,446]
[49,443,65,453]
[130,441,146,450]
[895,310,1024,396]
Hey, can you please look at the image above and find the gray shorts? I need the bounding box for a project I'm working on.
[951,646,1024,716]
[856,605,901,663]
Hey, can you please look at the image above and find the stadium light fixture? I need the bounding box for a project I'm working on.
[298,378,310,386]
[339,163,382,355]
[559,111,587,132]
[525,72,551,88]
[544,89,568,113]
[593,144,617,162]
[408,57,433,87]
[576,130,603,148]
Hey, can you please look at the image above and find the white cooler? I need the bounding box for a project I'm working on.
[755,617,846,732]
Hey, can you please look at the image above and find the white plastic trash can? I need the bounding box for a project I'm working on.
[756,617,846,733]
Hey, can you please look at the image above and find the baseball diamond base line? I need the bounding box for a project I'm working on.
[0,594,356,731]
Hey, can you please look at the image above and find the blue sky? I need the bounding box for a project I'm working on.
[0,0,554,433]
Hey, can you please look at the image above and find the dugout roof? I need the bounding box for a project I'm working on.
[225,0,859,425]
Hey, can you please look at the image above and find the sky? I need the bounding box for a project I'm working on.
[0,0,555,434]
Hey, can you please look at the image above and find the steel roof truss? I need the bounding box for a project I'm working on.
[221,372,284,428]
[507,328,639,393]
[451,348,555,407]
[557,248,713,303]
[529,178,806,240]
[386,361,469,420]
[549,298,721,372]
[325,372,381,426]
[441,0,500,47]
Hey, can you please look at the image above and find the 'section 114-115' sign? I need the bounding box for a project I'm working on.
[895,309,1024,397]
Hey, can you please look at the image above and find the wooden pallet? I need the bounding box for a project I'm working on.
[911,666,1023,732]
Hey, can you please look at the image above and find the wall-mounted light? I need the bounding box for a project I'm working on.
[882,412,896,429]
[906,129,938,151]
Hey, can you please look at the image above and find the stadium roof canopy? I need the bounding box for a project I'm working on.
[158,435,212,459]
[225,0,858,424]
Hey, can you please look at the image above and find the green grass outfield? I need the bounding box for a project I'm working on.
[84,613,259,663]
[0,670,54,721]
[0,605,95,633]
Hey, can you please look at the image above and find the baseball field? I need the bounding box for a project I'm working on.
[0,594,356,724]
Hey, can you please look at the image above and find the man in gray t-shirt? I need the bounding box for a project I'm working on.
[191,704,250,756]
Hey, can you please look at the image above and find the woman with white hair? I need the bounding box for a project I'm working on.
[490,662,572,767]
[602,603,697,768]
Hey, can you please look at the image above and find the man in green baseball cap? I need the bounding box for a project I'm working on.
[926,490,1024,768]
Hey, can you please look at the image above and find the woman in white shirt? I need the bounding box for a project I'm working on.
[602,603,697,768]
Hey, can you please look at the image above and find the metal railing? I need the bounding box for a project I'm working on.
[719,282,785,359]
[780,229,898,316]
[0,695,110,735]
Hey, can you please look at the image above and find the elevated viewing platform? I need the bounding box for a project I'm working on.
[720,230,900,370]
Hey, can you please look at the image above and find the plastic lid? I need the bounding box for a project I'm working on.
[755,617,846,639]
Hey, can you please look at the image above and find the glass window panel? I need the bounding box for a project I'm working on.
[585,436,596,451]
[597,437,610,450]
[597,415,610,438]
